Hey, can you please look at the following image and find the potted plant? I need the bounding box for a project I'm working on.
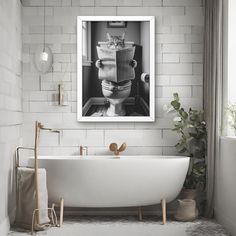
[226,103,236,135]
[165,93,207,201]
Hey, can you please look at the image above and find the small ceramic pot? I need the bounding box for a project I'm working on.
[175,199,198,221]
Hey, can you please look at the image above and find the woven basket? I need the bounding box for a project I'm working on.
[175,199,198,221]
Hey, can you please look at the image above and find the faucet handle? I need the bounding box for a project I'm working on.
[109,143,118,152]
[118,142,126,152]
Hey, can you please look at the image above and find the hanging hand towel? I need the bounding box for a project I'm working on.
[15,167,50,229]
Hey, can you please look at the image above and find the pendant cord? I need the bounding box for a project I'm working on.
[43,0,45,52]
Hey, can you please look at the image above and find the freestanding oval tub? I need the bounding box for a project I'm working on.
[28,155,189,209]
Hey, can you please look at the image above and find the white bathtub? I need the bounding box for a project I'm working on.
[28,155,189,208]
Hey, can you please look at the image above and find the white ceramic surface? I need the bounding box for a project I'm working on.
[28,155,189,208]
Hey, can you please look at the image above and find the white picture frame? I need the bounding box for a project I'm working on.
[77,16,155,122]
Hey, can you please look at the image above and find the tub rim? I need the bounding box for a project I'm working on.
[28,155,190,161]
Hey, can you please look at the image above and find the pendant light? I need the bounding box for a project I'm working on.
[34,0,53,74]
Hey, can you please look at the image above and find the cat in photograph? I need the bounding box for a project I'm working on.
[96,32,137,68]
[106,32,125,50]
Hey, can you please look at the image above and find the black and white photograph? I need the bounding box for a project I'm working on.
[77,16,155,122]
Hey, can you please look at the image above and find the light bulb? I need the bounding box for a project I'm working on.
[40,51,49,62]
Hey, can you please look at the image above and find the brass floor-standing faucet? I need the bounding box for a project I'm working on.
[28,121,63,234]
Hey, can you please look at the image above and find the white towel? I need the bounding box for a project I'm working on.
[15,167,50,229]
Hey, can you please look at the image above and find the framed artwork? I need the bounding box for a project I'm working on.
[77,16,155,122]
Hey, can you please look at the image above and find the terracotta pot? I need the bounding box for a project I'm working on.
[175,199,198,222]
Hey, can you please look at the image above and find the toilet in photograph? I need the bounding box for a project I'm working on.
[101,80,132,116]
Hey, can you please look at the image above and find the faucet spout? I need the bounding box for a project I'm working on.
[38,122,60,133]
[80,146,88,156]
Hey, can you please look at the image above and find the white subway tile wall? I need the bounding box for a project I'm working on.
[21,0,204,156]
[0,0,22,233]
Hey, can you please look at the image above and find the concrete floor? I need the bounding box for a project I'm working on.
[9,216,230,236]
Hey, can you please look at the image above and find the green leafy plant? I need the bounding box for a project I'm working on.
[226,103,236,135]
[167,93,207,190]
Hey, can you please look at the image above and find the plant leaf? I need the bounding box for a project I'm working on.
[171,100,180,110]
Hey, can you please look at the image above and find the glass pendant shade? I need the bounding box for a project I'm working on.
[34,45,53,74]
[34,0,52,74]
